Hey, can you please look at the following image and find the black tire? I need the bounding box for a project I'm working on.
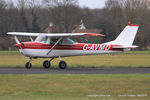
[59,61,67,69]
[43,60,51,68]
[25,62,32,69]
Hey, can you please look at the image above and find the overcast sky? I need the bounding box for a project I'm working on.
[10,0,107,9]
[79,0,106,9]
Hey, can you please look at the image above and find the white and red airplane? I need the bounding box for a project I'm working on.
[7,23,139,69]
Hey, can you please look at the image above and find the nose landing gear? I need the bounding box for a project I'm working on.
[25,57,32,69]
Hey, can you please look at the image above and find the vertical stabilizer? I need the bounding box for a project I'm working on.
[108,23,139,46]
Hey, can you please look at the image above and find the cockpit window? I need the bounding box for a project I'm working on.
[35,35,76,45]
[61,37,76,45]
[50,38,59,44]
[50,37,76,45]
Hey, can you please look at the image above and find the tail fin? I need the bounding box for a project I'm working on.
[108,23,139,46]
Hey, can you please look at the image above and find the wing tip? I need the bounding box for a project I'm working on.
[85,33,105,37]
[7,32,14,35]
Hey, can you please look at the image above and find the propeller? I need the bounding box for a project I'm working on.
[19,43,25,55]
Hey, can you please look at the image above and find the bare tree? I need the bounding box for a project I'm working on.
[99,0,150,49]
[99,0,124,41]
[27,0,41,32]
[0,0,8,36]
[17,0,30,31]
[43,0,80,33]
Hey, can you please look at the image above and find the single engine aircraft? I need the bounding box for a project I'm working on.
[7,23,139,69]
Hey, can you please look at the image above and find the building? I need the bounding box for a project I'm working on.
[45,20,102,34]
[72,20,103,43]
[44,20,103,43]
[72,20,102,34]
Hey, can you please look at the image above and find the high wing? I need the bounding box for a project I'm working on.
[7,32,105,37]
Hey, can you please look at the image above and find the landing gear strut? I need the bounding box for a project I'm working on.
[25,57,32,69]
[43,58,54,69]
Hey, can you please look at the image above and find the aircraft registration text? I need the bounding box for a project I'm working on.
[83,44,111,51]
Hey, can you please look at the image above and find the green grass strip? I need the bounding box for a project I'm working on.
[0,74,149,100]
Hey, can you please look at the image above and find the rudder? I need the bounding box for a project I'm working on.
[108,23,139,46]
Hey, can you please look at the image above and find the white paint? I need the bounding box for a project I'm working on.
[106,25,139,46]
[21,49,122,58]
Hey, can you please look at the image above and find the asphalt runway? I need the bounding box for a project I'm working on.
[0,67,150,74]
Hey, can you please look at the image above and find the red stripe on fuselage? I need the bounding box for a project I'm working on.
[16,42,83,50]
[15,42,123,51]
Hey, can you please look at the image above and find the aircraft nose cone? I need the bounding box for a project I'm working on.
[15,43,21,48]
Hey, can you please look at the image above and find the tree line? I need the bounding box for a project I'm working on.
[0,0,150,50]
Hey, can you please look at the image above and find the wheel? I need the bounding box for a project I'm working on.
[25,62,32,69]
[59,61,67,69]
[43,60,51,68]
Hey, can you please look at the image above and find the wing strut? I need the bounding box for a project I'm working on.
[30,37,34,42]
[14,36,20,44]
[46,37,63,55]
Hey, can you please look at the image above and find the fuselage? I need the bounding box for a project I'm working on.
[15,42,124,58]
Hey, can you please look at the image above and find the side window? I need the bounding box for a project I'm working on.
[62,38,68,45]
[50,38,62,45]
[50,37,75,45]
[41,37,47,43]
[62,38,75,45]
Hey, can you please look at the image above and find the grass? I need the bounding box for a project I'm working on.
[0,51,150,68]
[0,51,150,100]
[0,51,20,55]
[0,74,149,100]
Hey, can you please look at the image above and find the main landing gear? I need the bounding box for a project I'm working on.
[59,61,67,69]
[58,56,67,69]
[25,57,67,69]
[43,58,54,69]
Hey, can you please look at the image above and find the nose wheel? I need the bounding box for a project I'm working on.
[25,58,32,69]
[25,62,32,69]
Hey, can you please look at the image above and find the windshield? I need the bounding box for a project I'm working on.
[35,35,47,43]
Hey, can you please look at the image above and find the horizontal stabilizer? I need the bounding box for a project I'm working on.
[112,45,138,49]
